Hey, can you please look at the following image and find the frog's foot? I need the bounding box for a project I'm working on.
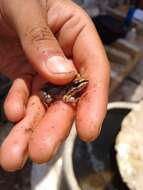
[39,91,53,106]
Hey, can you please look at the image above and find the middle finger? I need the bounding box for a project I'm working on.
[29,101,75,163]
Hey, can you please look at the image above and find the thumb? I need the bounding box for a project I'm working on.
[1,0,77,84]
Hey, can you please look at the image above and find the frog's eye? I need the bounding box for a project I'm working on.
[72,80,82,86]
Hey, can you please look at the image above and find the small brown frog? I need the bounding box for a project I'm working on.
[39,75,88,106]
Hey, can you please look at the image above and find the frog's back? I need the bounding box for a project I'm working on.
[41,83,69,99]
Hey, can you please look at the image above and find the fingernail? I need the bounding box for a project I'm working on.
[45,56,77,75]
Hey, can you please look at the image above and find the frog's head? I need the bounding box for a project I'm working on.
[63,77,88,103]
[72,78,89,91]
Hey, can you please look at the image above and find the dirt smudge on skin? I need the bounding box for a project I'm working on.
[25,128,33,134]
[51,126,55,129]
[13,140,19,145]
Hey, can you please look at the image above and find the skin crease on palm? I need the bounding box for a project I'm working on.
[0,0,110,171]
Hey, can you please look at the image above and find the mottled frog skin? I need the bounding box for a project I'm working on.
[39,75,88,106]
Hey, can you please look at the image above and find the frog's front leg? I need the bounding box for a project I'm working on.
[63,94,79,103]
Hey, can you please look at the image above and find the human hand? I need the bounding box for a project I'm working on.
[0,0,110,171]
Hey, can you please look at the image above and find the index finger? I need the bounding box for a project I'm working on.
[73,12,110,141]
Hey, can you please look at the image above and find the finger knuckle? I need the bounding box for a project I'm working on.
[26,26,54,42]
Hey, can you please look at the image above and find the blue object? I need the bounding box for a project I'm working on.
[124,7,136,25]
